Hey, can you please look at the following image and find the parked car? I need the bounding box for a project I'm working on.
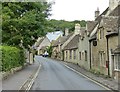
[42,51,49,57]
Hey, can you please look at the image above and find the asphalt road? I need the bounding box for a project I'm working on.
[31,56,107,90]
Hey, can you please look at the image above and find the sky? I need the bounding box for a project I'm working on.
[49,0,109,21]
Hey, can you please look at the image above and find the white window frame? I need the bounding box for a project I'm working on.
[99,51,106,67]
[114,54,120,71]
[70,50,72,59]
[74,50,76,59]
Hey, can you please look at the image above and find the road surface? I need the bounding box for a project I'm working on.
[31,56,108,90]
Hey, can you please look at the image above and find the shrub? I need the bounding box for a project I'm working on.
[46,45,53,57]
[0,46,25,72]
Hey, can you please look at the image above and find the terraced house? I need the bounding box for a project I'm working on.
[89,0,120,80]
[78,21,97,70]
[63,24,84,64]
[35,36,51,55]
[51,28,73,60]
[50,0,120,81]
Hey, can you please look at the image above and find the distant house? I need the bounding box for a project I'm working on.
[51,28,73,60]
[36,36,51,55]
[63,34,80,64]
[63,24,83,64]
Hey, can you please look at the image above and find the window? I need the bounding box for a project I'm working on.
[74,50,76,59]
[79,52,81,60]
[99,28,104,39]
[70,50,72,59]
[85,51,87,61]
[99,51,106,67]
[114,54,120,70]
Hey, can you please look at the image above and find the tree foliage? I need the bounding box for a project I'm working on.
[47,19,86,34]
[2,2,51,49]
[46,45,53,57]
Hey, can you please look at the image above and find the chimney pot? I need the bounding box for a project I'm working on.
[65,28,69,36]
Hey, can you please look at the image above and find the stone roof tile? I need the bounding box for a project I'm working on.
[63,34,80,50]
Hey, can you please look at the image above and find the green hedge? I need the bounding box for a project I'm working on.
[0,46,25,72]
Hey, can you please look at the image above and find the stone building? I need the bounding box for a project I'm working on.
[89,7,109,74]
[51,29,73,60]
[63,24,83,64]
[37,36,51,55]
[78,21,97,70]
[89,1,120,78]
[63,34,80,64]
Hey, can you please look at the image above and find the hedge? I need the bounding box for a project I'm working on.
[0,46,25,72]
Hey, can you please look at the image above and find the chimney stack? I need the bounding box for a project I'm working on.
[75,23,81,34]
[95,7,100,19]
[65,28,69,36]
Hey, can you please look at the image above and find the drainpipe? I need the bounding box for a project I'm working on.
[118,17,120,47]
[89,40,92,69]
[106,36,110,76]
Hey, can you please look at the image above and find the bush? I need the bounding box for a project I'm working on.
[0,46,25,72]
[46,45,53,57]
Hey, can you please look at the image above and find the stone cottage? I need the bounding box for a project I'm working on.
[63,24,84,64]
[37,36,51,55]
[89,1,120,79]
[51,28,73,60]
[78,21,97,70]
[63,34,80,64]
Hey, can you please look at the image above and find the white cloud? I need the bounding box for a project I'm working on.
[50,0,109,21]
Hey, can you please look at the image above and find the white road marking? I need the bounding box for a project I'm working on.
[64,64,112,91]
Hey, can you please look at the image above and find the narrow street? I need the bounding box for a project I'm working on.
[31,56,107,90]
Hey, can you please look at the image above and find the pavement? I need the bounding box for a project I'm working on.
[57,60,120,91]
[2,57,41,91]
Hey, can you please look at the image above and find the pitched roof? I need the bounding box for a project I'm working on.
[35,38,44,47]
[89,5,119,41]
[95,7,109,22]
[100,16,119,36]
[86,21,98,34]
[63,34,80,50]
[109,5,120,16]
[89,8,109,40]
[52,33,73,47]
[40,46,47,50]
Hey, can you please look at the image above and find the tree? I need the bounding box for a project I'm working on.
[46,19,86,33]
[2,2,51,49]
[46,45,53,57]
